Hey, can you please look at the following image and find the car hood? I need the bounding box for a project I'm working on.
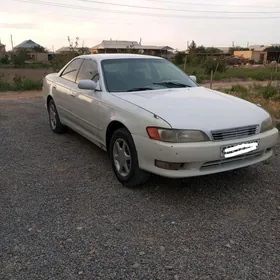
[113,87,269,131]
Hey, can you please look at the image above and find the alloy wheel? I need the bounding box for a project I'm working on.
[49,103,57,130]
[113,138,131,177]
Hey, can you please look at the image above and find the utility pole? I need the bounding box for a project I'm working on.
[10,34,14,66]
[10,34,14,51]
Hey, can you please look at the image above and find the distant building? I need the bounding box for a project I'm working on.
[14,39,42,51]
[234,44,280,63]
[262,44,280,62]
[56,47,80,54]
[90,40,141,53]
[0,41,6,57]
[13,39,48,62]
[89,39,174,59]
[234,50,267,63]
[55,46,90,55]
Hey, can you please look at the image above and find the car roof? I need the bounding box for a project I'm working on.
[77,53,164,62]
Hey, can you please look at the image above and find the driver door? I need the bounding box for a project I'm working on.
[70,59,101,141]
[53,58,84,125]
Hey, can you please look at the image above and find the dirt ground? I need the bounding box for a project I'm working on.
[0,90,42,99]
[0,68,52,83]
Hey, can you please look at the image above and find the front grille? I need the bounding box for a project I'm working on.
[211,125,258,141]
[201,150,263,169]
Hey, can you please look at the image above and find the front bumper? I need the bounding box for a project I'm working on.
[132,128,279,178]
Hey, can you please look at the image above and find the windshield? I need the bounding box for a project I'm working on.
[101,58,198,93]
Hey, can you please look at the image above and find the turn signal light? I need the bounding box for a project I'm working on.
[146,127,161,140]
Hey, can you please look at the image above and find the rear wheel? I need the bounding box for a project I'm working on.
[109,128,150,187]
[47,99,67,133]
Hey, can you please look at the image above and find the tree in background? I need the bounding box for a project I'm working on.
[51,36,91,71]
[67,36,90,55]
[68,36,79,52]
[188,40,197,55]
[174,51,185,65]
[228,46,249,55]
[188,40,197,50]
[204,56,227,75]
[0,55,9,64]
[190,45,223,55]
[205,47,223,54]
[12,49,30,68]
[32,46,48,53]
[185,40,202,66]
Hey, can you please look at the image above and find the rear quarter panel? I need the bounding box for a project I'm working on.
[42,73,58,107]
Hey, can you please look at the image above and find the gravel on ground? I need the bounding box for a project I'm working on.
[0,98,279,280]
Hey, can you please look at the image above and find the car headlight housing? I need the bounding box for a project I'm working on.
[146,127,210,143]
[260,116,274,133]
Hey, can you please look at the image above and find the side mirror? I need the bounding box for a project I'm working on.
[78,79,97,90]
[189,75,197,83]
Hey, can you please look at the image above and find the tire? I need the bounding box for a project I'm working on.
[47,99,67,133]
[109,128,150,187]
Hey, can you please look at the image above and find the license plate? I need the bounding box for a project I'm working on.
[221,140,259,158]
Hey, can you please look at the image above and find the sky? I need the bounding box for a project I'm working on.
[1,0,280,51]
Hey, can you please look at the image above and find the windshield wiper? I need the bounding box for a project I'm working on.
[153,81,191,88]
[126,87,154,92]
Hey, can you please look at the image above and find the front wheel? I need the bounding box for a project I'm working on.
[109,128,150,188]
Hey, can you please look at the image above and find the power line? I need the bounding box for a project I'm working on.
[143,0,280,9]
[5,8,138,25]
[12,0,280,19]
[79,0,280,14]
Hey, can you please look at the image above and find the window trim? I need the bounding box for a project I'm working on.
[60,58,84,83]
[75,58,99,84]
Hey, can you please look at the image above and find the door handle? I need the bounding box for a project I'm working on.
[70,92,76,98]
[53,85,56,89]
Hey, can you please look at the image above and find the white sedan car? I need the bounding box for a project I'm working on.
[42,53,279,187]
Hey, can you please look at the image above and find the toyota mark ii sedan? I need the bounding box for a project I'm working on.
[42,53,279,187]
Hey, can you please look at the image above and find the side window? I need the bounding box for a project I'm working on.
[60,58,83,83]
[76,59,99,83]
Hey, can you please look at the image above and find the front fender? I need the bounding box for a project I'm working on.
[98,97,171,145]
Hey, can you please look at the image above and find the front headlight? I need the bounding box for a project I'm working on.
[146,127,210,143]
[260,116,274,133]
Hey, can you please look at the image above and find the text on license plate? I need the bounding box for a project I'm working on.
[222,141,259,158]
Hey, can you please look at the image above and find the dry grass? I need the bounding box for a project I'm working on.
[217,84,280,129]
